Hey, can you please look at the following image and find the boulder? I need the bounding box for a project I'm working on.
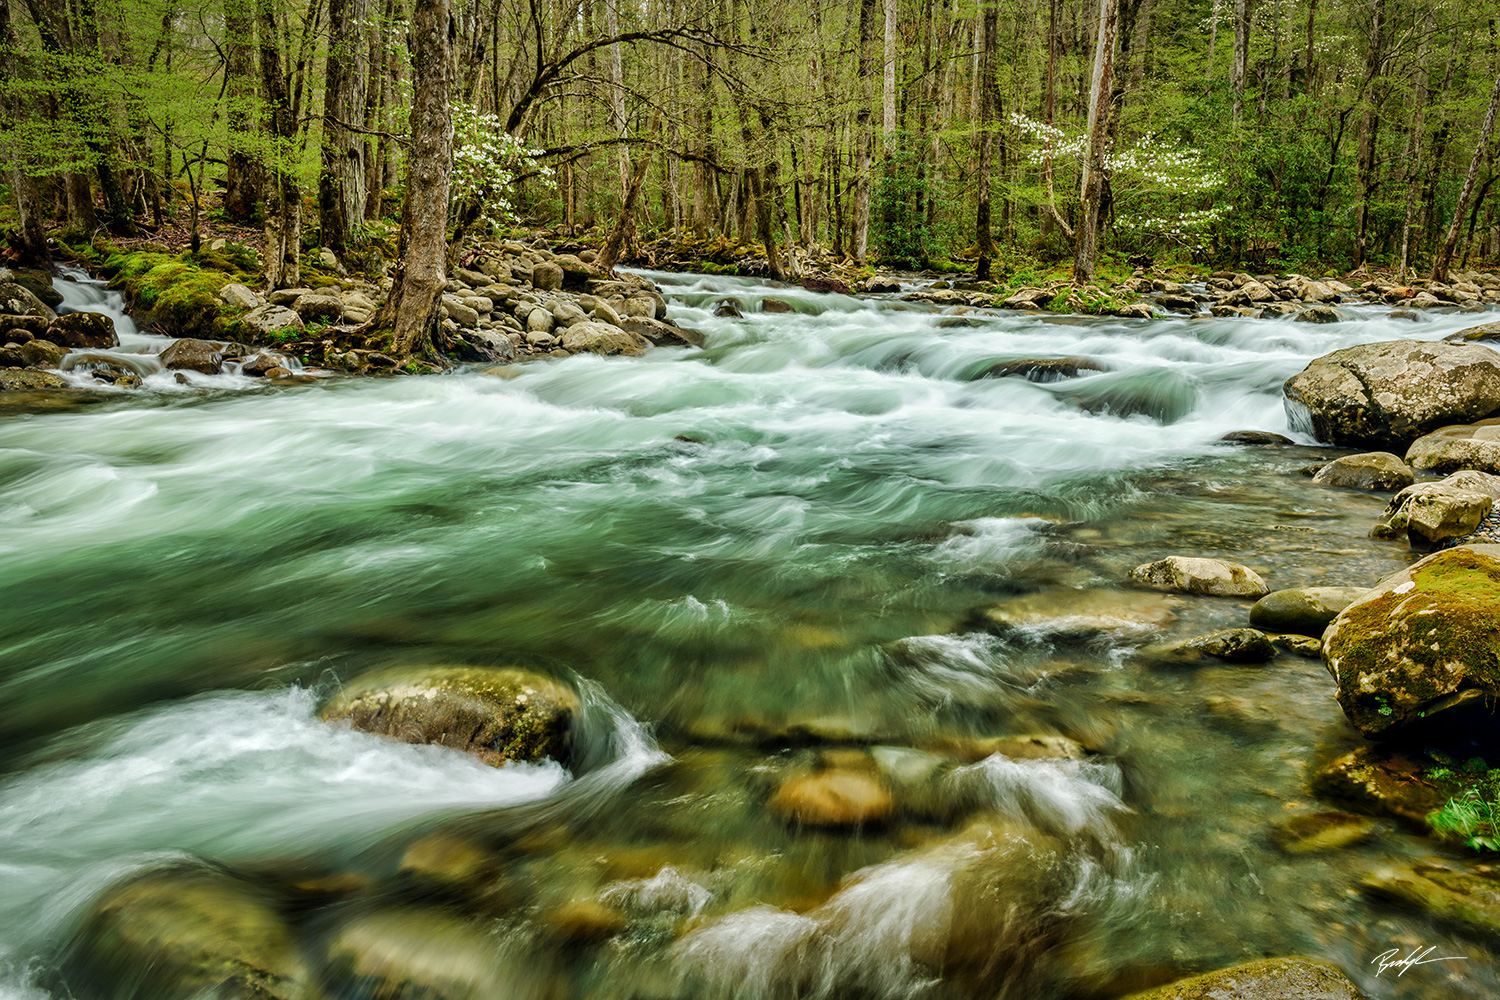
[760,297,794,314]
[1362,862,1500,941]
[0,314,49,340]
[1283,340,1500,450]
[1310,452,1414,490]
[621,315,704,348]
[1002,287,1055,309]
[713,298,744,318]
[218,283,262,310]
[864,276,903,293]
[1249,586,1369,636]
[531,260,564,291]
[550,299,589,327]
[1299,280,1343,303]
[1129,556,1269,597]
[1407,417,1500,474]
[242,352,294,377]
[1293,305,1343,323]
[1218,430,1293,445]
[979,588,1177,642]
[979,357,1106,382]
[291,291,344,322]
[159,338,224,375]
[440,294,480,328]
[1179,628,1277,663]
[267,287,313,307]
[559,321,651,358]
[0,368,67,390]
[1221,279,1276,305]
[47,311,119,349]
[1324,545,1500,736]
[1113,302,1155,319]
[0,279,55,319]
[1446,320,1500,344]
[768,768,894,827]
[525,307,555,334]
[68,869,308,1000]
[325,908,515,998]
[1271,812,1378,854]
[318,665,578,765]
[238,305,305,338]
[1373,472,1500,546]
[579,293,624,326]
[19,338,66,368]
[1117,957,1366,1000]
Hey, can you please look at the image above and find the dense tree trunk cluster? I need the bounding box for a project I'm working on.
[0,0,1498,328]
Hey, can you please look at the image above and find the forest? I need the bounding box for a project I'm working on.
[2,0,1500,340]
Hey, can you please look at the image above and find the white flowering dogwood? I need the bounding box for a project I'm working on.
[450,104,554,234]
[1009,112,1228,247]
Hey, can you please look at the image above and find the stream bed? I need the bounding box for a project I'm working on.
[0,271,1494,999]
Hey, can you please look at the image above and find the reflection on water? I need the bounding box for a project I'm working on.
[0,270,1494,998]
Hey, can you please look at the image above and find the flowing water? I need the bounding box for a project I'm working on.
[0,269,1494,999]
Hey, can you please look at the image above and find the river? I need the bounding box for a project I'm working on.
[0,270,1491,999]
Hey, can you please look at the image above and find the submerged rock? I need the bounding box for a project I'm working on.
[1362,862,1500,940]
[318,665,578,765]
[325,908,520,999]
[1178,628,1277,663]
[1117,957,1366,999]
[1128,556,1269,597]
[1407,417,1500,475]
[1324,545,1500,736]
[979,588,1177,642]
[1218,430,1293,445]
[979,356,1106,382]
[769,767,894,827]
[1271,812,1378,854]
[1249,586,1369,636]
[1283,340,1500,450]
[1311,746,1452,824]
[1310,452,1413,491]
[68,868,309,1000]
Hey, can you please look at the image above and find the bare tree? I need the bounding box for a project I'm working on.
[1074,0,1118,283]
[1433,64,1500,282]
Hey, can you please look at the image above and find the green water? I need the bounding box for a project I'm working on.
[0,272,1493,999]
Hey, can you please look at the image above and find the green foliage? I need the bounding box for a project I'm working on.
[872,139,936,270]
[1428,759,1500,852]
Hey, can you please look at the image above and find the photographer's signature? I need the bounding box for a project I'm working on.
[1371,946,1467,977]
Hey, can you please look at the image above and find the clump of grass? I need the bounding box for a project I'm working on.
[1428,758,1500,852]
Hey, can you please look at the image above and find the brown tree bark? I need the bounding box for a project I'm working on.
[1433,64,1500,282]
[1074,0,1118,283]
[257,0,301,289]
[850,0,878,262]
[319,0,370,253]
[1231,0,1252,123]
[1352,0,1383,269]
[377,0,453,357]
[974,0,997,279]
[224,0,263,221]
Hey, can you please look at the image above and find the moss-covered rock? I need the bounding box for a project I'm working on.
[1324,545,1500,736]
[48,311,118,349]
[1310,746,1455,824]
[65,868,309,1000]
[0,368,68,390]
[318,665,579,766]
[1117,957,1366,999]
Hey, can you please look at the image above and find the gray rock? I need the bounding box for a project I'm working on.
[1113,302,1154,319]
[579,293,624,326]
[1250,587,1369,636]
[238,305,305,338]
[1446,320,1500,344]
[267,287,313,307]
[531,260,564,291]
[713,298,744,318]
[218,283,262,310]
[1283,339,1500,450]
[0,279,55,319]
[0,368,67,390]
[559,321,651,357]
[550,299,589,327]
[979,588,1177,642]
[1310,451,1414,490]
[1374,472,1500,546]
[242,352,294,377]
[291,291,344,322]
[525,308,554,334]
[454,267,492,289]
[621,315,704,348]
[1294,305,1343,324]
[1179,628,1278,662]
[440,295,480,327]
[1129,555,1269,597]
[159,338,224,375]
[1406,417,1500,474]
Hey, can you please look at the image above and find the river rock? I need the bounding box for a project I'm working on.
[1113,302,1155,319]
[47,311,118,349]
[580,294,624,326]
[713,298,744,318]
[1311,452,1413,490]
[1311,747,1453,823]
[1373,472,1500,546]
[0,368,67,390]
[1447,320,1500,344]
[0,314,48,341]
[267,287,312,307]
[242,352,294,377]
[68,869,309,1000]
[768,768,894,827]
[979,357,1106,382]
[551,299,589,327]
[760,297,794,313]
[289,291,343,322]
[0,279,55,319]
[559,321,650,357]
[1249,586,1368,636]
[239,305,305,338]
[19,338,66,368]
[325,908,517,999]
[1406,417,1500,474]
[526,307,555,334]
[1178,628,1277,662]
[1117,957,1366,1000]
[318,665,578,765]
[1294,305,1343,324]
[218,283,262,310]
[1129,556,1269,597]
[1283,340,1500,450]
[1219,430,1293,445]
[1362,862,1500,940]
[621,315,704,348]
[159,338,223,375]
[440,294,480,327]
[531,260,564,291]
[1324,545,1500,736]
[979,588,1177,642]
[1271,812,1378,854]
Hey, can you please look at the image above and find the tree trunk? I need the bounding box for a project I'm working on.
[975,0,997,279]
[258,0,301,289]
[1075,0,1118,283]
[377,0,453,357]
[1352,0,1383,269]
[883,0,897,147]
[319,0,370,253]
[599,152,652,270]
[224,0,263,221]
[1231,0,1252,124]
[1042,0,1074,239]
[850,0,878,262]
[0,1,48,264]
[1433,65,1500,282]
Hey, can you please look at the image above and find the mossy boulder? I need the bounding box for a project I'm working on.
[1118,957,1366,1000]
[0,368,67,390]
[0,278,56,319]
[1324,545,1500,737]
[48,311,119,349]
[159,339,224,375]
[66,868,309,1000]
[104,250,237,338]
[1283,339,1500,450]
[318,665,579,766]
[1250,586,1369,636]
